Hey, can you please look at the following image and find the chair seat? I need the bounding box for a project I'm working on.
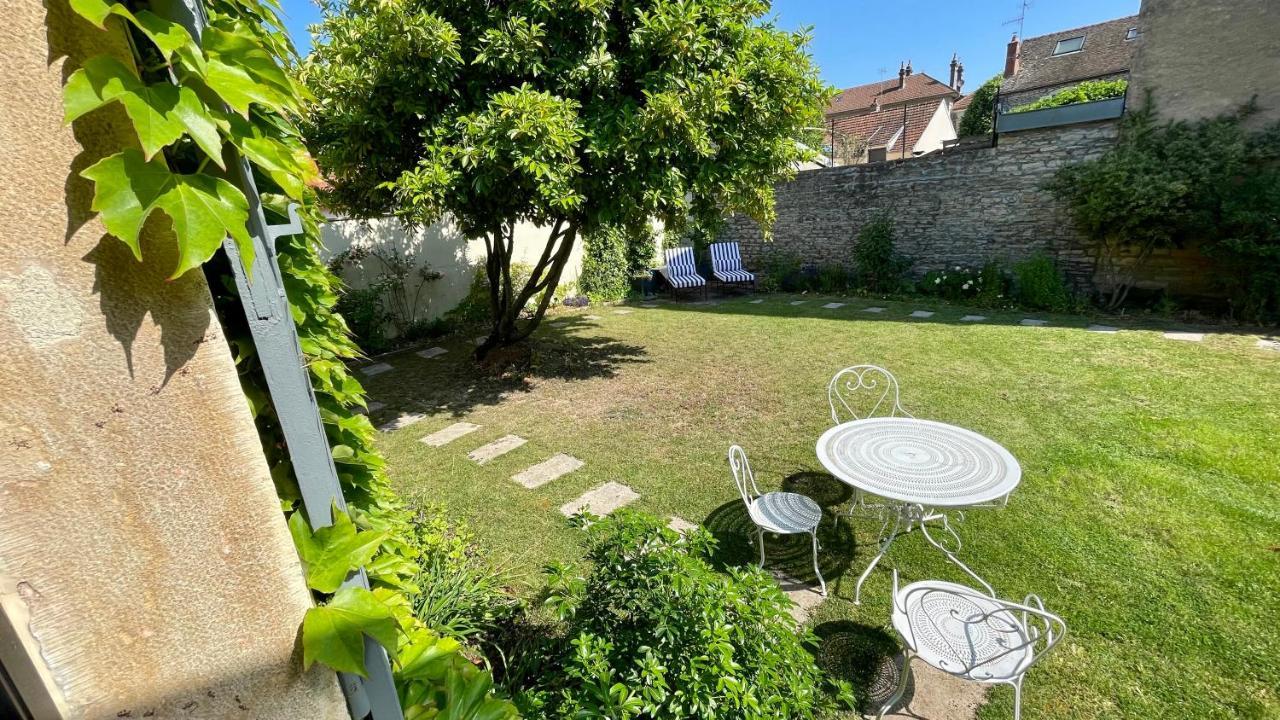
[661,268,706,288]
[713,269,754,283]
[892,580,1034,682]
[749,492,822,534]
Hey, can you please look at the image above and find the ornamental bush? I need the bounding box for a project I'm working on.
[1012,253,1073,311]
[853,217,911,293]
[579,225,633,303]
[1010,79,1128,113]
[957,74,1002,137]
[508,511,855,719]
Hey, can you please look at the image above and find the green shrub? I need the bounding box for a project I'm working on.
[1013,253,1073,311]
[449,263,536,327]
[1010,79,1128,113]
[509,511,855,719]
[957,74,1002,137]
[758,250,807,292]
[579,226,633,302]
[817,264,852,293]
[334,284,392,354]
[853,217,911,293]
[919,261,1010,307]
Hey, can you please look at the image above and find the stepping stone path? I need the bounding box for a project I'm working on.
[613,309,633,315]
[863,306,886,313]
[909,310,935,318]
[365,401,385,413]
[415,346,447,359]
[770,570,826,624]
[1088,324,1119,333]
[640,303,659,308]
[583,314,602,320]
[379,411,426,432]
[748,299,764,304]
[473,336,487,346]
[360,362,393,377]
[1164,331,1204,342]
[822,302,845,309]
[419,422,480,447]
[512,453,584,489]
[790,300,808,306]
[960,315,986,322]
[1258,338,1280,351]
[559,481,639,517]
[667,516,697,534]
[468,434,527,464]
[1020,318,1048,327]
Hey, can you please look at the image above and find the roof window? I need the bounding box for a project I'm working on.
[1125,27,1139,40]
[1052,36,1085,55]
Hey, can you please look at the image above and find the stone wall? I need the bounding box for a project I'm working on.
[721,118,1215,297]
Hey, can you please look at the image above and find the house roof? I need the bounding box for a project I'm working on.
[826,72,959,115]
[829,97,946,157]
[1003,15,1139,93]
[952,94,973,113]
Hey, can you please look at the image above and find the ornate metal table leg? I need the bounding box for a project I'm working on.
[853,503,908,604]
[919,510,995,596]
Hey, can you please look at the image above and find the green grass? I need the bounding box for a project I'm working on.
[364,293,1280,719]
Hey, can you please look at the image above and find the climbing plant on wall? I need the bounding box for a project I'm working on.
[61,0,517,716]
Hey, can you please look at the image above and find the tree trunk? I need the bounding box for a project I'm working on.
[475,219,578,360]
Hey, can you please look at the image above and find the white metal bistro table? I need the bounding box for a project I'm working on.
[816,417,1021,603]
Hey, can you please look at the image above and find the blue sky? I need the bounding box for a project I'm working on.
[277,0,1139,92]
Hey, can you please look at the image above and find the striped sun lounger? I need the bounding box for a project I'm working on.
[710,242,755,288]
[659,246,707,298]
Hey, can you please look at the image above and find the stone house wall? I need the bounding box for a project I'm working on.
[719,118,1216,298]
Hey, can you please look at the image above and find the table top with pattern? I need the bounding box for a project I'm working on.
[816,417,1021,507]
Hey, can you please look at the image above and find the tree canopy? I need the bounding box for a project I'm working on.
[957,74,1002,137]
[301,0,829,352]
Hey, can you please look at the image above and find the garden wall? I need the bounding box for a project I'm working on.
[720,119,1216,298]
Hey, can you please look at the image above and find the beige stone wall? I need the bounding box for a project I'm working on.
[0,3,345,718]
[1128,0,1280,126]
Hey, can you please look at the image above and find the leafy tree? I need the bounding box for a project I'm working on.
[301,0,829,356]
[1010,79,1127,113]
[957,74,1002,137]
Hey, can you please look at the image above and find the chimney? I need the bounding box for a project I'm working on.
[1004,34,1021,78]
[905,60,913,77]
[956,62,965,93]
[873,97,881,112]
[949,53,959,89]
[897,61,906,90]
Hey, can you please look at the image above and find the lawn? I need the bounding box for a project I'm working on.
[363,293,1280,719]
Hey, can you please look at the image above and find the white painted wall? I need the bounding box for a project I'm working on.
[913,98,958,155]
[319,215,585,331]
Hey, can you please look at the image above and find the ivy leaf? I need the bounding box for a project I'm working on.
[66,0,203,70]
[302,585,399,676]
[287,507,386,593]
[68,0,114,27]
[80,150,253,277]
[170,86,226,169]
[202,24,298,116]
[64,57,184,159]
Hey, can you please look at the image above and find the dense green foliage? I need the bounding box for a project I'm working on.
[62,0,515,715]
[1011,253,1073,311]
[957,74,1002,137]
[1010,79,1128,113]
[852,217,910,292]
[920,262,1009,306]
[301,0,829,353]
[506,512,853,718]
[1049,104,1280,316]
[579,226,634,303]
[327,241,444,353]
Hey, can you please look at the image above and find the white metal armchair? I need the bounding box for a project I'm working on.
[728,445,826,595]
[827,364,913,425]
[878,570,1067,720]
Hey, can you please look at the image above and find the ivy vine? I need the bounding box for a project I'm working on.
[61,0,517,716]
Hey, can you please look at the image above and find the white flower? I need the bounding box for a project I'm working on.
[954,266,961,271]
[962,282,971,290]
[934,277,942,284]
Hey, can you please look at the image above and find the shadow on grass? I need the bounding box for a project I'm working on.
[700,499,855,588]
[782,471,854,508]
[812,620,907,715]
[362,315,649,419]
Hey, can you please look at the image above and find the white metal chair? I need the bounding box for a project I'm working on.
[728,445,826,595]
[658,246,707,298]
[709,241,755,288]
[878,570,1066,720]
[827,364,913,426]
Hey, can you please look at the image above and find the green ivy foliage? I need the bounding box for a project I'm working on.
[61,0,517,715]
[1010,79,1128,113]
[957,74,1002,137]
[509,511,855,719]
[852,217,910,293]
[579,225,635,303]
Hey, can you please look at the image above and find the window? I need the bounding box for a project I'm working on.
[1052,36,1085,55]
[1125,27,1139,40]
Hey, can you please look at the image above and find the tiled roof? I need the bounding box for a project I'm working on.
[829,98,946,157]
[952,94,973,112]
[826,72,958,115]
[1003,15,1139,93]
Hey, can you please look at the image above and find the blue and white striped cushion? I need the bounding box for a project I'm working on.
[710,242,753,283]
[663,247,706,287]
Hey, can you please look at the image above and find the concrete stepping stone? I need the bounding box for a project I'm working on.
[415,346,447,359]
[960,315,986,322]
[909,310,935,318]
[473,335,487,346]
[360,362,393,376]
[770,570,827,624]
[790,300,808,306]
[822,302,845,309]
[1087,324,1119,333]
[1258,338,1280,351]
[1164,331,1204,342]
[640,303,659,308]
[667,516,698,534]
[613,309,633,315]
[512,453,584,489]
[379,411,426,432]
[748,299,764,304]
[1020,318,1048,326]
[468,434,527,464]
[583,314,602,320]
[559,481,639,517]
[419,422,480,448]
[361,400,386,415]
[863,306,886,313]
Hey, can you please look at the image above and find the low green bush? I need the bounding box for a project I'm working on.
[1010,79,1128,113]
[507,511,855,719]
[758,250,808,293]
[579,226,633,303]
[853,217,911,293]
[1012,253,1073,311]
[448,263,536,327]
[920,261,1010,307]
[334,284,393,354]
